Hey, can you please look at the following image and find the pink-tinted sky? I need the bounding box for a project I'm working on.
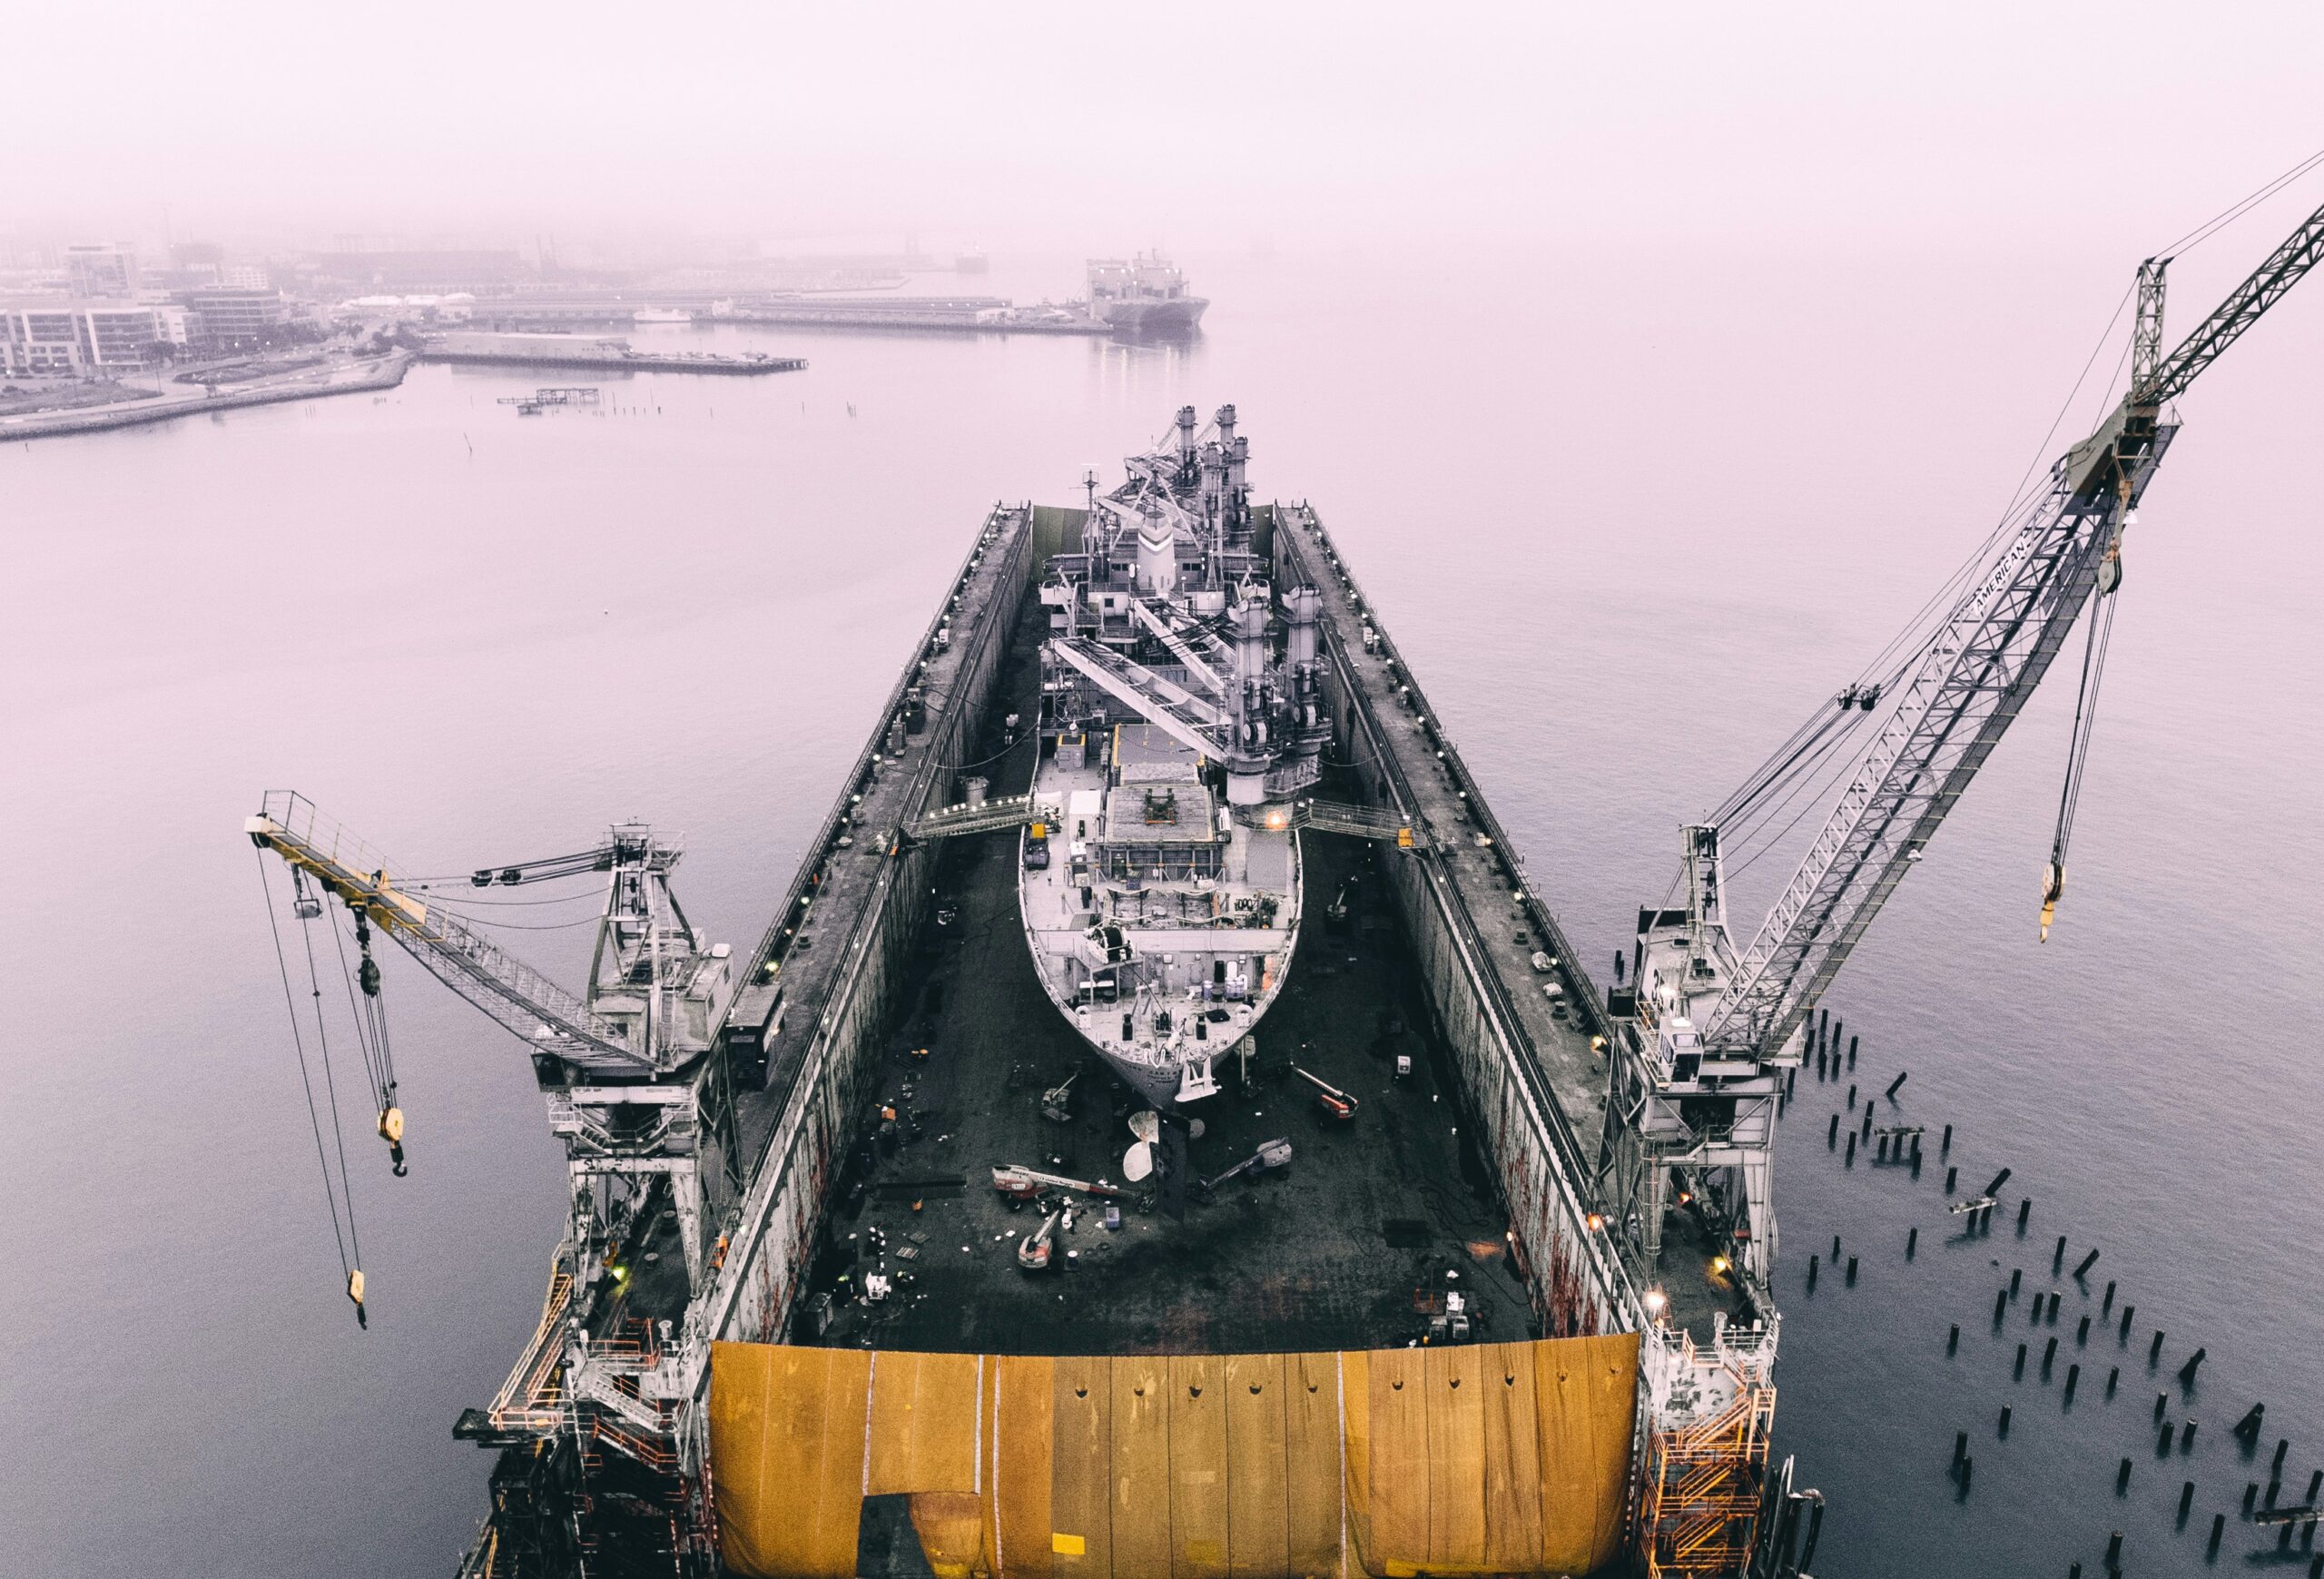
[15,2,2324,254]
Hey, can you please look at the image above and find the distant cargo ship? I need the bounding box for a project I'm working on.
[632,307,694,324]
[1085,252,1207,332]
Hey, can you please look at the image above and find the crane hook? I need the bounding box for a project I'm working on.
[379,1103,408,1177]
[348,1268,369,1328]
[2039,861,2063,942]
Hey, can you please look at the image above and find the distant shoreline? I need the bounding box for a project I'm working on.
[1,351,414,442]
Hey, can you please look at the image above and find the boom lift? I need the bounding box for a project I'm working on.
[248,791,742,1316]
[1604,199,2324,1291]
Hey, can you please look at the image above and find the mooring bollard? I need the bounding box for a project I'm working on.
[2076,1248,2102,1278]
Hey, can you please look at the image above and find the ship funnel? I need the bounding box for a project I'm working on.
[1137,518,1177,595]
[1215,403,1236,447]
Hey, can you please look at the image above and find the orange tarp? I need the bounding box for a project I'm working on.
[708,1333,1640,1579]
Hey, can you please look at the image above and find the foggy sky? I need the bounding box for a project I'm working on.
[13,2,2324,256]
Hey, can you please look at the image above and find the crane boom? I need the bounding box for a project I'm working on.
[2141,202,2324,406]
[1706,195,2324,1059]
[247,791,650,1074]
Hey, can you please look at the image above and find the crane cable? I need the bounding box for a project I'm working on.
[2042,544,2123,942]
[328,902,405,1176]
[257,854,368,1327]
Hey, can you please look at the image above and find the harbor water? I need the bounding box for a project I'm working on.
[4,244,2319,1577]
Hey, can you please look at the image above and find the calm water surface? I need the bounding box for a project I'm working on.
[4,245,2319,1577]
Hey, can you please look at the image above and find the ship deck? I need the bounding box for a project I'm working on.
[808,821,1542,1355]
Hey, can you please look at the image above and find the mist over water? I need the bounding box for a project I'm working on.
[4,238,2320,1577]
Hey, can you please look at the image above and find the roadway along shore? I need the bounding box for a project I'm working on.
[0,350,414,442]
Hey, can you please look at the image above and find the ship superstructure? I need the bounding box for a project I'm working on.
[1025,405,1325,1106]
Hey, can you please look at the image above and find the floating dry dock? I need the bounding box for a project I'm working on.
[418,331,805,375]
[256,410,1800,1579]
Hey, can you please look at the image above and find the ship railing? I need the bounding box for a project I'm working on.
[486,1258,575,1435]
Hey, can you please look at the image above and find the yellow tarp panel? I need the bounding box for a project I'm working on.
[1051,1356,1111,1579]
[1535,1333,1640,1574]
[707,1332,1640,1579]
[994,1355,1053,1579]
[709,1342,869,1579]
[1169,1355,1231,1578]
[868,1350,982,1495]
[1109,1356,1173,1578]
[1366,1346,1432,1569]
[1339,1347,1374,1567]
[1481,1342,1546,1574]
[1423,1345,1487,1571]
[1225,1352,1290,1579]
[1283,1350,1344,1575]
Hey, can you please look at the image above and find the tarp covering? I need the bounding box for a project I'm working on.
[710,1333,1639,1578]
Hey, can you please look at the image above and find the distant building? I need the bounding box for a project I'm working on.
[0,301,185,376]
[314,250,525,294]
[64,242,137,298]
[182,286,290,349]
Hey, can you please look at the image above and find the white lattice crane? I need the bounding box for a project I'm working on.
[1605,196,2324,1289]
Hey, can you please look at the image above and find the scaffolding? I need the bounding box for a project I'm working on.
[1640,1325,1777,1578]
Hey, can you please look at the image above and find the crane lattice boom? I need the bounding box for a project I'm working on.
[1705,196,2324,1058]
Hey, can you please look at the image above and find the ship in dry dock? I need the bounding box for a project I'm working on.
[1020,406,1324,1110]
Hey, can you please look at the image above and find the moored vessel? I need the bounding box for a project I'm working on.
[1021,404,1324,1107]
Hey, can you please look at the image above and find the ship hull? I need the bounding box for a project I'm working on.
[1016,743,1301,1111]
[1099,295,1208,332]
